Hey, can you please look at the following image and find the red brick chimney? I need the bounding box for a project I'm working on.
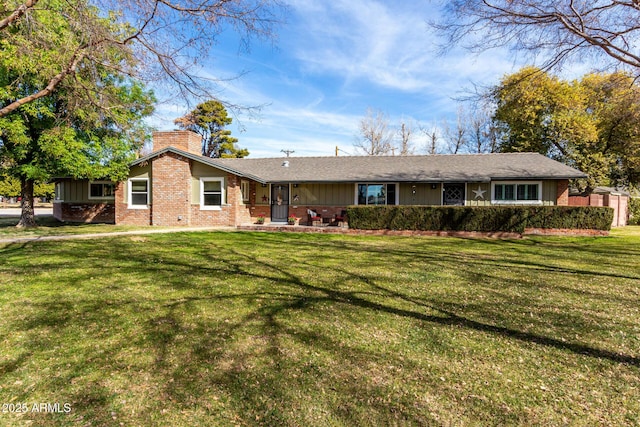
[152,131,203,156]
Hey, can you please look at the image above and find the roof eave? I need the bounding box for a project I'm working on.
[129,147,268,184]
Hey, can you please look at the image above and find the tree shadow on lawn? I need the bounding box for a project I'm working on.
[0,215,65,229]
[140,246,640,424]
[10,233,640,368]
[3,233,640,425]
[133,238,640,369]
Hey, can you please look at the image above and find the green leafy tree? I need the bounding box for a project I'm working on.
[492,67,640,192]
[34,182,54,200]
[0,0,284,118]
[0,2,155,227]
[0,175,52,200]
[580,72,640,188]
[0,175,20,199]
[174,100,249,158]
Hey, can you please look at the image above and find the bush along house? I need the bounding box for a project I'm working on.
[53,130,586,226]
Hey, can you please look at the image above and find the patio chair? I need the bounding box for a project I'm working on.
[307,209,323,226]
[334,210,347,227]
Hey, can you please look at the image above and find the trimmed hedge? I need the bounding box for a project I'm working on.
[346,205,613,233]
[629,197,640,226]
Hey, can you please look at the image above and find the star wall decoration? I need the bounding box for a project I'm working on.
[472,186,487,200]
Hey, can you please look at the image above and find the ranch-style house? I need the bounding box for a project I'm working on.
[53,130,587,226]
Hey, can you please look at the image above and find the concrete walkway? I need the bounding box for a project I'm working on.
[0,226,234,245]
[0,207,53,216]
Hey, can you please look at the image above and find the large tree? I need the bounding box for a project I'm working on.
[396,121,416,156]
[437,1,640,76]
[174,100,249,158]
[492,67,640,191]
[0,1,155,227]
[353,108,395,156]
[0,0,285,117]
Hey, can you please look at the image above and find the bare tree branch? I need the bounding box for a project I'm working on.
[353,108,395,156]
[0,0,38,30]
[0,51,85,117]
[437,1,640,75]
[0,0,287,117]
[396,121,416,155]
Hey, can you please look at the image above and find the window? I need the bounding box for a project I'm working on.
[200,177,224,210]
[54,182,63,201]
[89,181,115,200]
[357,183,397,205]
[492,182,542,204]
[128,178,148,208]
[240,180,250,203]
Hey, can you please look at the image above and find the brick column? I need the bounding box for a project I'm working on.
[152,130,202,155]
[225,174,249,226]
[151,152,191,226]
[556,180,569,206]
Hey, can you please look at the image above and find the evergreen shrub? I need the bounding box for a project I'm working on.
[346,206,613,233]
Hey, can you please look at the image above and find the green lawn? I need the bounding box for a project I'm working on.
[0,215,160,239]
[1,229,639,426]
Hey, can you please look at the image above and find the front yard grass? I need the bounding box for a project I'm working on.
[0,215,180,239]
[1,229,639,426]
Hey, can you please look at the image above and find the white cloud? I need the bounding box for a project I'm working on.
[287,0,438,91]
[284,0,525,108]
[144,0,530,158]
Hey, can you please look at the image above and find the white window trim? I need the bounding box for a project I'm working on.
[200,177,225,210]
[240,179,250,204]
[491,181,543,205]
[88,180,116,200]
[54,182,63,202]
[128,178,149,209]
[354,183,399,205]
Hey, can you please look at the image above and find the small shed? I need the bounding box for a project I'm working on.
[569,186,630,227]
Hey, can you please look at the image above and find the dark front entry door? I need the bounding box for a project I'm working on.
[443,183,465,206]
[271,184,289,222]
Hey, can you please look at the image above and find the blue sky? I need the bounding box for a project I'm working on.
[148,0,526,158]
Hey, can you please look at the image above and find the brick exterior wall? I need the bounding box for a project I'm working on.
[152,130,202,155]
[151,152,192,226]
[53,202,115,223]
[229,174,252,225]
[115,153,253,227]
[189,173,252,226]
[556,180,569,206]
[115,181,151,225]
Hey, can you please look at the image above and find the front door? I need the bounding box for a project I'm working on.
[271,184,289,222]
[443,183,465,206]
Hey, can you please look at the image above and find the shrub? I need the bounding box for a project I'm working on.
[629,198,640,225]
[346,206,613,233]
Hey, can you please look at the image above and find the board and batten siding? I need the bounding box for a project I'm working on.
[292,183,354,206]
[398,183,442,205]
[190,162,227,204]
[466,183,491,207]
[57,179,117,203]
[122,163,151,204]
[57,179,89,203]
[255,184,269,206]
[541,181,558,205]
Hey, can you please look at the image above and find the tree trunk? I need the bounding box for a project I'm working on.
[16,177,37,228]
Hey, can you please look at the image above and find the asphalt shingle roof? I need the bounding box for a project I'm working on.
[210,152,586,183]
[133,149,586,183]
